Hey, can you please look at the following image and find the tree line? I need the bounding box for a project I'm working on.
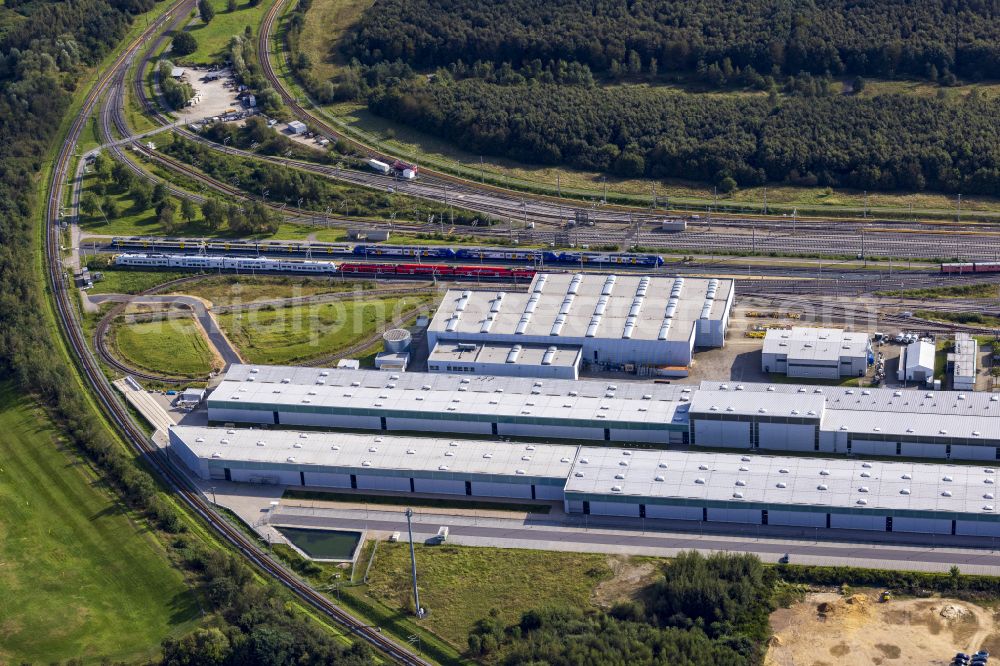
[164,132,489,224]
[468,551,775,665]
[369,78,1000,194]
[346,0,1000,82]
[0,0,375,661]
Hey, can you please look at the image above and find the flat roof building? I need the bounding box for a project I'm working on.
[170,425,1000,536]
[899,339,935,384]
[207,364,690,444]
[287,120,307,134]
[427,272,733,372]
[693,381,1000,461]
[950,333,978,391]
[206,365,1000,462]
[762,327,871,379]
[169,425,572,500]
[374,352,409,372]
[427,341,581,380]
[564,447,1000,535]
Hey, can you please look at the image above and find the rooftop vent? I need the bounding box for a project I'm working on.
[817,484,828,490]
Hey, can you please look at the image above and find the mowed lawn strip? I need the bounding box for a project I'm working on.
[217,294,435,364]
[0,383,199,663]
[364,544,611,648]
[115,316,219,376]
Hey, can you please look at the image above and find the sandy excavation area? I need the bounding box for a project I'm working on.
[767,591,1000,666]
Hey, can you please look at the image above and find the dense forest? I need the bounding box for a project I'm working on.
[305,0,1000,194]
[0,0,373,663]
[369,79,1000,193]
[346,0,1000,82]
[467,552,776,665]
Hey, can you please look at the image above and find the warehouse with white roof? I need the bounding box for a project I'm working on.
[762,327,871,379]
[691,381,1000,460]
[208,364,691,444]
[564,447,1000,536]
[426,272,733,372]
[169,425,1000,536]
[207,366,1000,461]
[170,426,572,499]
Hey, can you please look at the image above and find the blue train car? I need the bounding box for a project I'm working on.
[353,244,456,259]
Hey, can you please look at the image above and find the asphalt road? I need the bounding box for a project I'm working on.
[271,507,1000,574]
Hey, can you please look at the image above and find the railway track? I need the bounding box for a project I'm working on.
[45,5,432,664]
[88,0,1000,263]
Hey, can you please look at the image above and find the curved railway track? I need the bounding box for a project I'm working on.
[45,5,432,664]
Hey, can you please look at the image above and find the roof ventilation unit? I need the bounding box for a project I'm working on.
[506,345,522,364]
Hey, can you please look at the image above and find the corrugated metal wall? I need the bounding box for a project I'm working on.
[355,475,411,492]
[759,422,816,451]
[768,510,826,527]
[693,419,751,448]
[412,477,466,495]
[302,472,352,488]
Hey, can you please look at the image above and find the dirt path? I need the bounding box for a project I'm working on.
[767,591,1000,666]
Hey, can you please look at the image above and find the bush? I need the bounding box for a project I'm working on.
[171,32,197,57]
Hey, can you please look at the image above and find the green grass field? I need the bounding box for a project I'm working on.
[88,268,188,294]
[0,383,199,662]
[114,316,220,376]
[180,0,272,65]
[364,544,611,648]
[217,294,435,364]
[173,275,375,305]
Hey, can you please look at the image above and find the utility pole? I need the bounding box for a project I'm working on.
[556,173,561,198]
[762,188,767,215]
[602,176,607,204]
[957,193,962,222]
[479,156,484,184]
[863,191,868,218]
[405,508,423,618]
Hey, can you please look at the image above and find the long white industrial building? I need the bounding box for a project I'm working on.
[170,425,1000,536]
[207,365,1000,461]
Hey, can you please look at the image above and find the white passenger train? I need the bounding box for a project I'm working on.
[113,253,339,273]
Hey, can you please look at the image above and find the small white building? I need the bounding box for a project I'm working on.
[287,120,307,134]
[950,333,979,391]
[374,352,409,372]
[898,339,935,384]
[762,327,871,379]
[336,359,360,370]
[178,388,206,406]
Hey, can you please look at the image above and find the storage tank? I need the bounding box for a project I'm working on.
[383,328,412,353]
